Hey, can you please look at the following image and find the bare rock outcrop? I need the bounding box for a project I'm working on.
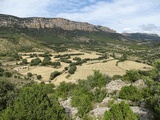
[106,79,131,93]
[131,107,153,120]
[90,107,109,118]
[60,97,78,119]
[0,14,116,33]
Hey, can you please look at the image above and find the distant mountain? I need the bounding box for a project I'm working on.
[122,33,160,41]
[0,14,130,51]
[2,13,159,54]
[0,14,115,33]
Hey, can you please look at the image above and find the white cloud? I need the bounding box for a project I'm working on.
[0,0,59,17]
[0,0,160,35]
[56,0,160,35]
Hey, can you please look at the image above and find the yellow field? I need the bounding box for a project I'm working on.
[16,50,153,85]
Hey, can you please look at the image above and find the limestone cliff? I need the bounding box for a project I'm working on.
[0,14,116,33]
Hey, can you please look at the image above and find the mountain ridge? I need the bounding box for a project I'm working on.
[0,14,116,33]
[122,32,160,41]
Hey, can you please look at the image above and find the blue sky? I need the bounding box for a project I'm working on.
[0,0,160,35]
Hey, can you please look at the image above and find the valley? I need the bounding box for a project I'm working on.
[2,49,152,86]
[0,14,160,120]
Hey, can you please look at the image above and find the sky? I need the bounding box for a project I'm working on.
[0,0,160,35]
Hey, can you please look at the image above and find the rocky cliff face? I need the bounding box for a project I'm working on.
[0,14,116,33]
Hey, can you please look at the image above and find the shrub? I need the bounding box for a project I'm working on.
[1,84,67,119]
[104,101,138,120]
[119,85,142,102]
[68,65,77,74]
[3,72,12,77]
[27,72,32,77]
[22,59,28,65]
[50,71,61,80]
[51,62,61,68]
[123,69,141,82]
[37,75,42,80]
[30,58,41,66]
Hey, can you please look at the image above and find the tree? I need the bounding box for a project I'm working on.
[37,75,42,80]
[50,71,61,80]
[30,58,41,66]
[3,72,12,77]
[71,88,92,117]
[68,65,77,74]
[1,84,67,120]
[123,69,141,82]
[87,70,111,88]
[22,59,28,65]
[104,101,138,120]
[52,62,61,68]
[0,79,16,111]
[27,72,32,77]
[41,57,52,66]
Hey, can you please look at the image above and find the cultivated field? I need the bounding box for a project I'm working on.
[14,50,153,85]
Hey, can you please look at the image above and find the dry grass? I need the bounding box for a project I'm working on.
[118,60,152,71]
[16,50,153,85]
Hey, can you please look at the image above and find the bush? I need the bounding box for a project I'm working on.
[51,62,61,68]
[104,101,138,120]
[22,59,28,65]
[50,71,61,80]
[0,67,4,72]
[93,88,107,102]
[30,58,41,66]
[27,72,32,77]
[37,75,42,80]
[0,79,16,111]
[1,84,67,120]
[0,67,4,76]
[112,75,123,80]
[68,65,77,74]
[123,69,141,82]
[71,89,92,117]
[119,85,142,102]
[3,72,12,77]
[87,70,111,88]
[61,58,72,63]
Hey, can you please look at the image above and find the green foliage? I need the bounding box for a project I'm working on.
[1,84,67,120]
[146,95,160,119]
[73,57,81,61]
[0,79,16,111]
[119,85,142,102]
[3,71,12,77]
[22,59,28,65]
[93,88,107,102]
[0,67,4,76]
[68,65,77,74]
[153,60,160,71]
[41,57,52,66]
[27,72,32,77]
[112,75,123,80]
[51,61,61,68]
[107,100,115,108]
[87,70,111,88]
[56,82,75,99]
[30,57,41,66]
[61,58,72,63]
[71,88,92,117]
[50,71,61,80]
[104,101,138,120]
[37,75,42,80]
[9,52,22,61]
[123,69,141,82]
